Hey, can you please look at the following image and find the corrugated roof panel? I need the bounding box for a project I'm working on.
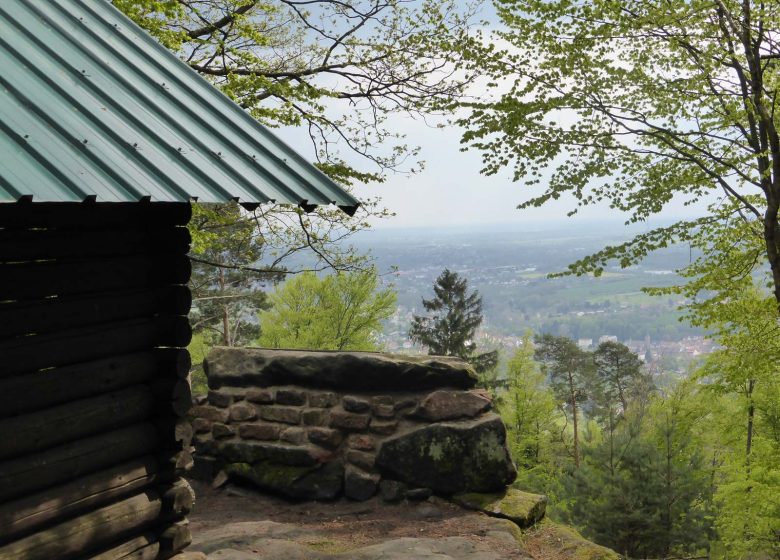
[0,0,359,213]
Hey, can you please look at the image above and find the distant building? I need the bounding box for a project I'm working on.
[577,338,593,350]
[599,335,619,344]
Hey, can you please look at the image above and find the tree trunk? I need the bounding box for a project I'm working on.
[569,373,580,469]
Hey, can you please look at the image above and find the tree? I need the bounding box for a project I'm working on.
[189,204,278,347]
[258,268,396,351]
[457,0,780,313]
[409,269,498,371]
[593,341,649,414]
[534,334,592,468]
[115,0,480,185]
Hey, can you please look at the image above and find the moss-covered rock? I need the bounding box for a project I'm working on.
[225,459,343,500]
[452,488,547,528]
[375,414,516,494]
[526,521,621,560]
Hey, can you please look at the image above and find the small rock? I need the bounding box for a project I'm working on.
[192,395,207,405]
[246,388,275,404]
[347,434,375,451]
[379,479,406,503]
[343,395,371,413]
[393,397,417,411]
[330,411,370,431]
[411,503,443,520]
[211,470,229,489]
[309,391,339,408]
[344,466,379,501]
[228,402,257,422]
[276,388,307,406]
[406,487,433,501]
[413,390,491,421]
[307,427,342,450]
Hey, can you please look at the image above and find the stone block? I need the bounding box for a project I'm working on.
[307,427,342,450]
[281,427,306,444]
[346,449,375,470]
[369,419,398,435]
[394,397,418,412]
[412,390,491,421]
[220,440,318,466]
[212,422,235,439]
[347,434,375,451]
[192,417,212,433]
[204,347,477,391]
[246,388,275,404]
[451,489,548,529]
[276,388,307,406]
[344,466,379,501]
[372,404,395,418]
[208,390,233,408]
[226,459,344,501]
[189,405,228,424]
[342,395,371,413]
[239,422,281,441]
[229,401,257,422]
[302,409,329,426]
[375,414,517,494]
[260,405,302,425]
[330,411,370,431]
[309,391,339,408]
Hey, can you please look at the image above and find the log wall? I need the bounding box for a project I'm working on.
[0,202,195,560]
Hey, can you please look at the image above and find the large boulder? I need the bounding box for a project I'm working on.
[205,347,477,391]
[375,414,516,495]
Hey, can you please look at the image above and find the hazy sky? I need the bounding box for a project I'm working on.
[279,111,716,231]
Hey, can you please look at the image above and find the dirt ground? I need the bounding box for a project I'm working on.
[186,478,532,559]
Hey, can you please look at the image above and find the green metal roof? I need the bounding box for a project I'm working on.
[0,0,359,214]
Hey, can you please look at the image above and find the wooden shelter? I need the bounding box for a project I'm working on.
[0,1,357,559]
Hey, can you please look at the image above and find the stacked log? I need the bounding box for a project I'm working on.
[0,202,194,559]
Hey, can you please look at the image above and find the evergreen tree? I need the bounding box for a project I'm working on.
[409,269,498,371]
[534,334,592,469]
[593,341,651,416]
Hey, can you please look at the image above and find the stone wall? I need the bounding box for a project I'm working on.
[189,348,517,501]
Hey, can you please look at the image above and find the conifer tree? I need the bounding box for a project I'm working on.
[409,269,497,372]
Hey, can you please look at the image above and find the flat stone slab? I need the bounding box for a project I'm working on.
[191,521,520,560]
[205,347,477,391]
[452,489,547,528]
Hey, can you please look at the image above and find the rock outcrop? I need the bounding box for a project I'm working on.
[190,347,517,501]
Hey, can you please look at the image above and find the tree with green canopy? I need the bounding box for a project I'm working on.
[456,0,780,313]
[258,268,396,351]
[409,269,498,371]
[593,341,650,415]
[533,333,592,468]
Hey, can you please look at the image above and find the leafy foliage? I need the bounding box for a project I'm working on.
[456,0,780,312]
[258,268,396,351]
[409,269,498,371]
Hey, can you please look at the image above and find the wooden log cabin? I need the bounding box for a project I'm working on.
[0,1,358,559]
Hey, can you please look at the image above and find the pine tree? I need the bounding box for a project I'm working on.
[409,269,497,372]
